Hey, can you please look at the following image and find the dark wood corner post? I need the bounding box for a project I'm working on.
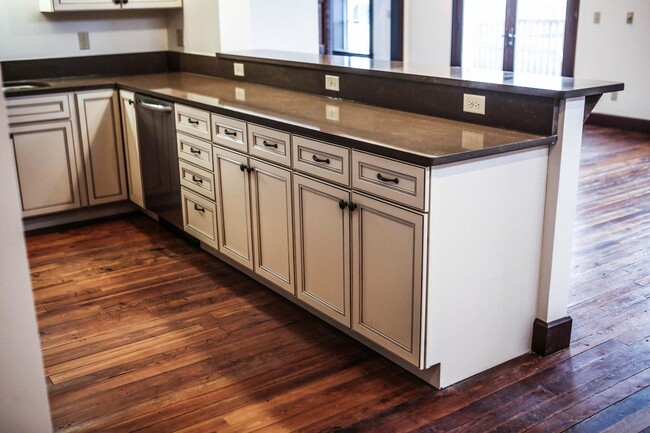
[531,316,573,356]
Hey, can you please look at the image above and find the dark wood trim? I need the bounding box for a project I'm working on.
[450,0,463,66]
[562,0,580,77]
[319,0,329,54]
[390,0,404,61]
[586,113,650,134]
[531,316,572,356]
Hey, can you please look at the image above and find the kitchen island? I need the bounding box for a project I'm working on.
[3,53,622,387]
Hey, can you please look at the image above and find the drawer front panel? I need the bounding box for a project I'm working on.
[177,132,213,171]
[7,94,71,125]
[248,124,291,167]
[292,136,350,186]
[174,104,211,140]
[181,187,218,249]
[179,160,216,201]
[212,114,248,152]
[352,151,428,211]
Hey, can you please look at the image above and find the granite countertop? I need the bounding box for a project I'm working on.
[219,50,624,99]
[4,72,556,166]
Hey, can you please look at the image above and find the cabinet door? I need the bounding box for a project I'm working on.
[122,0,182,9]
[213,146,254,270]
[351,193,425,367]
[294,174,351,326]
[10,121,82,217]
[119,90,144,208]
[250,159,294,294]
[77,90,128,206]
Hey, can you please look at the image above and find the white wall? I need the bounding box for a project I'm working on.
[0,68,53,433]
[0,0,169,61]
[249,0,319,53]
[167,0,221,55]
[404,0,452,66]
[575,0,650,120]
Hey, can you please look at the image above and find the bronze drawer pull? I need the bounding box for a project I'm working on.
[377,173,399,184]
[224,129,238,137]
[312,154,330,164]
[189,147,201,154]
[187,118,200,125]
[263,140,278,149]
[192,176,203,184]
[194,204,205,213]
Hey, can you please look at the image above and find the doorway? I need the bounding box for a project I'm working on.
[451,0,579,76]
[319,0,404,61]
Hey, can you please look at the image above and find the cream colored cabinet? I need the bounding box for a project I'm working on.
[9,122,82,217]
[119,90,144,208]
[40,0,182,12]
[249,159,294,294]
[77,90,128,206]
[213,146,254,270]
[294,174,351,326]
[351,193,426,367]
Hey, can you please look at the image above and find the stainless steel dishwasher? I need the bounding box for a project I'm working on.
[135,94,182,230]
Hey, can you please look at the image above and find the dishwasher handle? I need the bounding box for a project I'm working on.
[136,99,173,113]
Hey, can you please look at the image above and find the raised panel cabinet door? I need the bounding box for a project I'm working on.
[249,159,295,294]
[46,0,121,11]
[213,146,254,270]
[119,90,144,208]
[351,193,426,367]
[294,174,351,327]
[77,90,128,206]
[10,121,82,217]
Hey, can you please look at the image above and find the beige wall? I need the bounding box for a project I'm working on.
[0,67,52,433]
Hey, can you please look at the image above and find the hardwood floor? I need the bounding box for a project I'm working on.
[26,125,649,432]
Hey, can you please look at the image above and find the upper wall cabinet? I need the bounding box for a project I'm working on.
[39,0,182,12]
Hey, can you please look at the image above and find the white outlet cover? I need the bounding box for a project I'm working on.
[234,63,245,77]
[325,75,340,92]
[463,94,486,115]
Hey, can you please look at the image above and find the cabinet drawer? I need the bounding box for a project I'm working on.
[181,187,218,249]
[352,151,429,211]
[179,160,216,201]
[212,114,248,152]
[174,104,211,140]
[6,94,71,125]
[177,132,213,171]
[292,136,350,186]
[248,124,291,167]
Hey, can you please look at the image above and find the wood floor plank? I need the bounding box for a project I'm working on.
[25,126,650,432]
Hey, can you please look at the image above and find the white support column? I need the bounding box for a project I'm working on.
[537,97,586,323]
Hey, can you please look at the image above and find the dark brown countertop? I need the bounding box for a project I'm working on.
[219,50,624,99]
[4,72,555,166]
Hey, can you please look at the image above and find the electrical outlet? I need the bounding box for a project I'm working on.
[235,87,246,101]
[234,63,245,77]
[626,11,634,24]
[463,94,486,115]
[611,92,618,101]
[325,75,340,92]
[78,32,90,50]
[176,29,184,48]
[326,104,340,121]
[594,11,601,24]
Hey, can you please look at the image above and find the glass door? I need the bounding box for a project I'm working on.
[460,0,568,75]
